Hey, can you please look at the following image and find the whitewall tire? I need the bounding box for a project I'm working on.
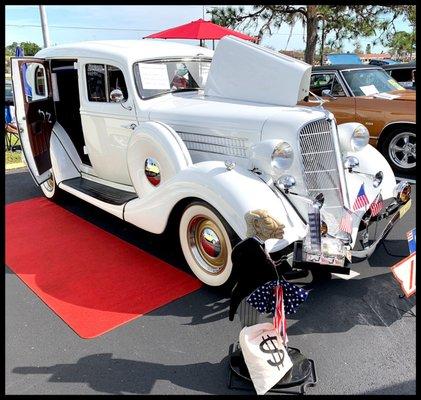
[179,202,238,287]
[40,169,59,200]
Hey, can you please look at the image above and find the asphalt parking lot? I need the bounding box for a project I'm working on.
[5,168,416,395]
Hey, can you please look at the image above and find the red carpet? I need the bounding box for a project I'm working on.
[5,197,202,339]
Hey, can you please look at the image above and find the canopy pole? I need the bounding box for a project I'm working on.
[212,40,215,50]
[200,39,203,47]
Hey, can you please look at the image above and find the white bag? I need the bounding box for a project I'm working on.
[239,322,293,395]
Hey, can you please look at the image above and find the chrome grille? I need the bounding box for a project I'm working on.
[299,119,344,229]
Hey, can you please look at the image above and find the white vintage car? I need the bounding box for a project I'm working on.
[12,36,411,286]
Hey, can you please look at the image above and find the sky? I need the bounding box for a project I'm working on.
[5,5,412,54]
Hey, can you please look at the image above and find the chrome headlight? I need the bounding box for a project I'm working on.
[351,125,369,152]
[271,142,294,173]
[249,140,294,178]
[338,122,369,152]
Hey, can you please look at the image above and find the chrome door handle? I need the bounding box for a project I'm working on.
[122,123,137,130]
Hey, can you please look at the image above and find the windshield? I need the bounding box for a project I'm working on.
[134,58,212,99]
[342,68,405,96]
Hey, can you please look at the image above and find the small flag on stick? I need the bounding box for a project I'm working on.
[370,193,384,217]
[353,184,369,210]
[339,208,353,234]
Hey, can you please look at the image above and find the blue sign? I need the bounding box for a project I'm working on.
[407,228,416,255]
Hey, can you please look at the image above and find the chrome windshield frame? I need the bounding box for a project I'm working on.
[132,56,213,100]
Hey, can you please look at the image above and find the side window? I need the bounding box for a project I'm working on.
[86,64,107,102]
[21,62,49,102]
[34,65,47,97]
[310,73,334,96]
[86,64,128,102]
[107,65,128,100]
[330,76,346,97]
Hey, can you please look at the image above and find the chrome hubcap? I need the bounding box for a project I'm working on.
[187,215,228,275]
[44,174,55,192]
[389,132,416,169]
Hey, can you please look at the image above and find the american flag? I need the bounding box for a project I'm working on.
[246,280,309,316]
[369,193,384,217]
[353,184,369,210]
[273,285,288,345]
[339,208,353,234]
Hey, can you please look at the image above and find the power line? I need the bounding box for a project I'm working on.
[6,24,159,32]
[6,23,306,35]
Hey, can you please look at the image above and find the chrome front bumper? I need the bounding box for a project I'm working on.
[350,198,412,260]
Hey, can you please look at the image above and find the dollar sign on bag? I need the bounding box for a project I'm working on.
[259,334,285,370]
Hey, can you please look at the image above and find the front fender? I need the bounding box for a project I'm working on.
[123,161,307,251]
[342,144,396,202]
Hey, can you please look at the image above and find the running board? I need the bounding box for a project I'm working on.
[60,177,138,206]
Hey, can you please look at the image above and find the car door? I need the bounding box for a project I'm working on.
[309,72,356,125]
[79,61,138,185]
[11,58,56,184]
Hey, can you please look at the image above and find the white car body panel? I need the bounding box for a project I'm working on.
[205,36,311,106]
[123,161,307,246]
[11,38,401,262]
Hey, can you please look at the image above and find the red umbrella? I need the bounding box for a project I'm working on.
[144,19,256,48]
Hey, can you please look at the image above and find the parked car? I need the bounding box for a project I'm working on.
[368,59,398,66]
[5,79,14,105]
[11,38,411,286]
[325,53,362,65]
[305,64,416,174]
[382,61,416,91]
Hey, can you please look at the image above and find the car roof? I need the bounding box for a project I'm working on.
[312,64,382,72]
[35,39,214,65]
[382,62,416,70]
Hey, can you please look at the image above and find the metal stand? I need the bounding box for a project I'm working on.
[227,300,317,394]
[228,342,317,394]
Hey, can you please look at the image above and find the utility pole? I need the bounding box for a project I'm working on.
[319,18,325,66]
[39,5,50,48]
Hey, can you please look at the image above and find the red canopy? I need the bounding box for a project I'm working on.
[144,19,256,42]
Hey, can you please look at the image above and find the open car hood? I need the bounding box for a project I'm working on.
[204,36,312,107]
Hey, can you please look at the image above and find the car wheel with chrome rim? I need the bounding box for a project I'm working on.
[40,169,61,200]
[179,201,239,286]
[381,127,416,174]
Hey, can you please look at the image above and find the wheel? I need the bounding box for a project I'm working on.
[179,201,239,286]
[40,169,61,200]
[380,126,416,174]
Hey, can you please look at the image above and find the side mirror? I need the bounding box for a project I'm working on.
[110,89,125,103]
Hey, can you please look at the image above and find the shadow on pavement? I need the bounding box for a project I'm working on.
[288,272,416,336]
[12,352,242,395]
[362,379,416,394]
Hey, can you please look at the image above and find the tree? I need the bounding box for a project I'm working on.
[208,5,409,65]
[387,31,415,60]
[6,41,41,56]
[5,41,41,74]
[353,41,363,54]
[365,43,372,54]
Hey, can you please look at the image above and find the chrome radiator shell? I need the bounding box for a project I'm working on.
[298,118,349,232]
